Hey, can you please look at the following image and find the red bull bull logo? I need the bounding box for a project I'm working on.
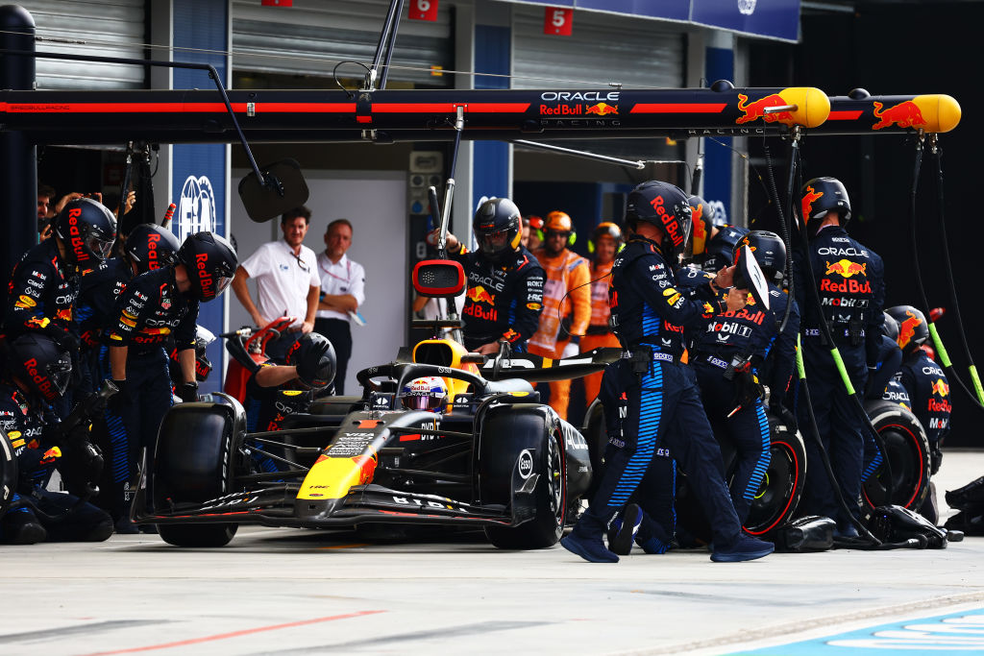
[691,203,707,254]
[586,102,618,116]
[466,285,495,305]
[931,378,949,397]
[824,259,867,278]
[736,93,795,125]
[898,310,920,349]
[872,100,927,130]
[802,185,824,222]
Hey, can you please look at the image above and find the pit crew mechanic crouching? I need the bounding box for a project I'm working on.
[561,179,774,563]
[793,177,884,537]
[101,232,237,531]
[440,198,546,355]
[887,305,950,523]
[0,334,112,544]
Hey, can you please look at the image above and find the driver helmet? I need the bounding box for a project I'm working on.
[401,376,448,411]
[4,333,72,403]
[126,224,181,274]
[176,232,238,302]
[624,180,692,259]
[473,197,522,260]
[54,197,117,267]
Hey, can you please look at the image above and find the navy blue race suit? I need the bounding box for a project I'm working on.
[3,239,83,418]
[690,282,799,523]
[899,352,950,475]
[571,235,746,549]
[0,382,112,542]
[865,335,903,400]
[448,244,545,352]
[793,225,884,527]
[243,362,315,472]
[75,257,132,396]
[97,267,199,521]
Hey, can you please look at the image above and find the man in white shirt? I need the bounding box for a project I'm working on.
[315,218,366,394]
[232,206,321,362]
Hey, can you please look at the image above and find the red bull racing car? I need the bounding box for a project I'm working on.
[132,338,617,549]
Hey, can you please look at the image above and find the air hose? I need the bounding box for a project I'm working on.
[908,135,984,407]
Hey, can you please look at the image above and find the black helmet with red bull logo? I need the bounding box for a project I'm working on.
[801,177,852,238]
[126,224,181,274]
[703,225,748,273]
[734,230,786,284]
[176,232,238,302]
[473,197,522,260]
[886,305,929,356]
[625,180,692,259]
[54,198,117,267]
[3,333,72,403]
[882,311,900,343]
[688,195,715,259]
[285,332,336,390]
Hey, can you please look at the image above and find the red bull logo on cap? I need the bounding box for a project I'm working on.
[824,259,866,278]
[586,102,618,116]
[872,100,927,131]
[736,93,794,125]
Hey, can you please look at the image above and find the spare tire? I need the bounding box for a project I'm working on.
[861,400,931,513]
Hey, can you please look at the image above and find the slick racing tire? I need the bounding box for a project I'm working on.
[581,399,608,502]
[0,429,17,519]
[479,405,567,549]
[743,415,807,538]
[861,400,931,513]
[677,412,806,543]
[154,402,241,547]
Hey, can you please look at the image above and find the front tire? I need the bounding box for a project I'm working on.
[153,401,242,547]
[478,405,567,549]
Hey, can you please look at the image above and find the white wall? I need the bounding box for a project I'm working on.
[230,169,408,393]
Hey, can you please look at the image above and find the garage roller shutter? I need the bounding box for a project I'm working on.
[511,6,684,90]
[232,0,453,88]
[19,0,146,90]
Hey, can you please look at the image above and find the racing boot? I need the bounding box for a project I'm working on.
[1,508,47,545]
[607,504,643,556]
[561,532,619,563]
[710,532,774,562]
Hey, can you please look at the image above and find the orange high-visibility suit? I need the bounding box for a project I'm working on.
[580,260,620,406]
[528,249,591,419]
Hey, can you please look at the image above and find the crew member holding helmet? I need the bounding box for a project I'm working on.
[100,232,237,531]
[561,179,773,564]
[794,177,885,537]
[528,211,591,420]
[581,222,623,406]
[441,198,545,355]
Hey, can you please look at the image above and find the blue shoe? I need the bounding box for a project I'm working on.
[561,533,619,563]
[637,535,671,554]
[607,504,643,556]
[711,534,774,562]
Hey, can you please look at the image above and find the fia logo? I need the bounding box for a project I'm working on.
[178,175,217,241]
[738,0,756,15]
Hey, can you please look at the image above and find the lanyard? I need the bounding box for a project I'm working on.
[320,257,351,283]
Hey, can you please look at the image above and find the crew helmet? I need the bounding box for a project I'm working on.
[126,224,181,274]
[801,177,852,238]
[886,305,929,355]
[624,180,692,258]
[4,333,72,402]
[588,221,622,254]
[734,230,786,284]
[285,332,336,390]
[473,198,522,260]
[54,198,117,267]
[176,232,238,302]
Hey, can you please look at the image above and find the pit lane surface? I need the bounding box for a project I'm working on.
[4,451,984,656]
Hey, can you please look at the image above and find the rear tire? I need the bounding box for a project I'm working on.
[861,400,931,513]
[154,402,242,547]
[479,406,567,549]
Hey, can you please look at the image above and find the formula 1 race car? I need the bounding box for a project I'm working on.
[133,339,621,550]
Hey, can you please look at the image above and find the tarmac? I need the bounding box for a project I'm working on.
[2,450,984,655]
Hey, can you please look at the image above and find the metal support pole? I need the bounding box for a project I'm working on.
[0,5,37,318]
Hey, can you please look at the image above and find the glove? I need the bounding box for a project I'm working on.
[930,445,943,476]
[58,437,104,497]
[770,398,798,433]
[731,370,765,413]
[562,341,580,359]
[176,381,199,403]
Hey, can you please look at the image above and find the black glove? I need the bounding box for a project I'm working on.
[930,445,943,476]
[58,437,104,497]
[732,370,765,412]
[176,381,199,403]
[770,398,798,433]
